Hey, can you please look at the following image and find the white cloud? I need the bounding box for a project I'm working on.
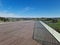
[21,7,34,13]
[0,12,36,18]
[24,7,31,11]
[0,12,21,18]
[0,12,60,18]
[0,12,41,18]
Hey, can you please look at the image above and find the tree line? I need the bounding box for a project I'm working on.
[0,17,9,22]
[0,17,59,23]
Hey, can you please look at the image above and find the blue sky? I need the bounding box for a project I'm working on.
[0,0,60,18]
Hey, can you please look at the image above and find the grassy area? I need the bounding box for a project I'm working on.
[46,19,60,33]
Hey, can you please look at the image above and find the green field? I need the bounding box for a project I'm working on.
[47,19,60,33]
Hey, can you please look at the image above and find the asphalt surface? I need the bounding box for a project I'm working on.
[0,21,59,45]
[0,21,41,45]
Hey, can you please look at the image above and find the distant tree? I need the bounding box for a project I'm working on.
[46,18,52,21]
[52,18,58,23]
[0,17,10,22]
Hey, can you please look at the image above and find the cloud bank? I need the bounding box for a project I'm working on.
[0,12,21,18]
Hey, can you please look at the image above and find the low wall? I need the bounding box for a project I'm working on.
[40,21,60,43]
[33,21,60,45]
